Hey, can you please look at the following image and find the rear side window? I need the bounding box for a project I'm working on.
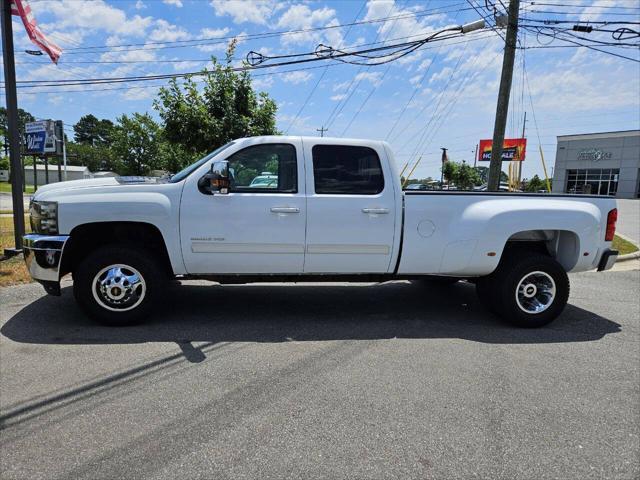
[312,145,384,195]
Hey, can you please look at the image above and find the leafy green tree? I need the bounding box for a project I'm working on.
[455,161,481,190]
[474,165,508,184]
[525,174,546,192]
[66,142,118,172]
[111,113,162,176]
[0,107,36,152]
[73,114,115,146]
[154,42,279,157]
[157,139,199,174]
[442,161,459,185]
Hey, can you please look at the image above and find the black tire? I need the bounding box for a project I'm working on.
[481,252,569,328]
[73,245,166,326]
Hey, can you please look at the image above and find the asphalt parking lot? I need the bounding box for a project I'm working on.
[1,272,639,480]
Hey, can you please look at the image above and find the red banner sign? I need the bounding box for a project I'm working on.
[478,138,527,162]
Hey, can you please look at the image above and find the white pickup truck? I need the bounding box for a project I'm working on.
[23,136,619,327]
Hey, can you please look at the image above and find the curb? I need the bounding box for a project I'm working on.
[615,233,640,263]
[617,251,640,263]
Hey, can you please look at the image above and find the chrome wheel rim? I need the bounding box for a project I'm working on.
[515,271,556,314]
[92,264,146,312]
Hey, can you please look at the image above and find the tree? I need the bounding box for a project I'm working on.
[0,107,36,154]
[66,142,118,173]
[455,161,481,190]
[73,114,115,146]
[157,139,198,175]
[154,42,279,158]
[525,174,546,192]
[475,165,508,184]
[442,161,459,185]
[111,113,163,176]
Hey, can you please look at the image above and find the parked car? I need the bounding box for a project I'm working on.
[474,183,516,192]
[249,173,278,188]
[24,136,618,327]
[405,183,429,190]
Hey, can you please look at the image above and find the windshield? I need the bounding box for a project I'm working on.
[169,142,234,183]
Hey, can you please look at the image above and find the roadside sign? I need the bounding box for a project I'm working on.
[25,120,58,154]
[478,138,527,162]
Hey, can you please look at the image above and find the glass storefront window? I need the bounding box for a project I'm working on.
[565,168,619,196]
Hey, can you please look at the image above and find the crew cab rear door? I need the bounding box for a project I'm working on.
[180,139,306,274]
[302,140,397,273]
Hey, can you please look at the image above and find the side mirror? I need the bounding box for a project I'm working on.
[198,160,230,195]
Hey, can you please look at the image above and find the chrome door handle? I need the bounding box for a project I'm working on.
[362,208,389,214]
[270,206,300,213]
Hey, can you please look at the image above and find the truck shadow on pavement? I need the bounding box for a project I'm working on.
[0,280,622,430]
[2,280,621,347]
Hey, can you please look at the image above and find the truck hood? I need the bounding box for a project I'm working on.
[32,176,167,200]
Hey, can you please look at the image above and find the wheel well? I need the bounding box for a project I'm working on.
[504,229,580,271]
[61,222,173,277]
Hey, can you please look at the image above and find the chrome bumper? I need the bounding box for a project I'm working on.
[597,249,618,272]
[23,234,70,284]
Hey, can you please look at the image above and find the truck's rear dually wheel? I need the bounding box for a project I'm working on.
[476,252,570,328]
[74,245,165,326]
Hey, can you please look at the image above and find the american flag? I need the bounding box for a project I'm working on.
[11,0,62,64]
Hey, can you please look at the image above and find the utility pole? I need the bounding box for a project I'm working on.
[1,0,26,253]
[316,126,328,137]
[440,147,448,187]
[517,110,527,185]
[487,0,520,191]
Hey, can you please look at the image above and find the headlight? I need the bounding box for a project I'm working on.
[30,201,58,234]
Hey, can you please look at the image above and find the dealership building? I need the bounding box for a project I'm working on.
[552,130,640,198]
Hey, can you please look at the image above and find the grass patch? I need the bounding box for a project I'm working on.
[0,183,36,194]
[0,215,32,287]
[613,234,639,256]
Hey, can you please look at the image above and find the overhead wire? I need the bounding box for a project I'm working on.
[2,29,479,89]
[322,1,399,131]
[522,25,640,61]
[404,44,498,171]
[31,3,476,56]
[339,0,418,137]
[284,0,368,135]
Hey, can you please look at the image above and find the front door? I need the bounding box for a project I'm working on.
[180,140,306,274]
[303,141,398,273]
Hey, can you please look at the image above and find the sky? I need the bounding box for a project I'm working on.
[2,0,640,180]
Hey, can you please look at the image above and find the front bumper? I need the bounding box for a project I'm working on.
[597,248,619,272]
[23,234,70,294]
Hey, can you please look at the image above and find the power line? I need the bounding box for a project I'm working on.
[522,26,640,62]
[406,46,497,167]
[466,0,506,42]
[284,0,367,135]
[523,1,640,10]
[5,28,486,89]
[323,1,399,131]
[40,3,476,55]
[523,9,640,16]
[11,63,347,95]
[338,0,415,136]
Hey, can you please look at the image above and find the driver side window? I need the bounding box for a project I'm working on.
[226,144,297,193]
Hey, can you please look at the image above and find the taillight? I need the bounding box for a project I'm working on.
[605,208,617,241]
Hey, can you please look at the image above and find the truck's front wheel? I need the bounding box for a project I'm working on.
[477,253,570,328]
[73,245,165,326]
